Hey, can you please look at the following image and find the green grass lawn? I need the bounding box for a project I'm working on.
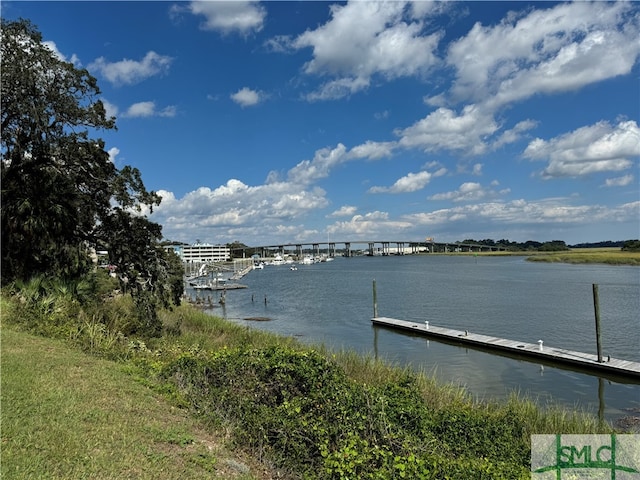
[0,326,272,480]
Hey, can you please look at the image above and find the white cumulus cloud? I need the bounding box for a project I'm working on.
[604,174,635,188]
[122,101,176,118]
[446,2,640,109]
[429,181,510,203]
[328,205,358,218]
[230,87,264,107]
[328,210,413,237]
[278,1,442,100]
[89,51,173,86]
[369,171,434,194]
[396,104,498,156]
[151,180,329,243]
[523,120,640,178]
[183,1,266,35]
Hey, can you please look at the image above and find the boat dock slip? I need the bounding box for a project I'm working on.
[371,316,640,380]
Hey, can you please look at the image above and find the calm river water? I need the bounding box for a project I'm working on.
[197,255,640,425]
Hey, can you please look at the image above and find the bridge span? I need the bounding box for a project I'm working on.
[239,240,506,258]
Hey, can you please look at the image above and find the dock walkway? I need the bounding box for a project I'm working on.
[372,316,640,379]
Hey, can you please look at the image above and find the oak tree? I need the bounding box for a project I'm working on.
[1,19,180,334]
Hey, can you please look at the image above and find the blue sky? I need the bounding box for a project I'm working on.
[4,1,640,246]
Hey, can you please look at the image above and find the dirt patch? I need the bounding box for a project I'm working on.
[615,415,640,432]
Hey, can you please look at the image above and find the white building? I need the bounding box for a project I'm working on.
[165,243,230,263]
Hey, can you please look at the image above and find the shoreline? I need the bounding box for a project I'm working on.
[416,248,640,266]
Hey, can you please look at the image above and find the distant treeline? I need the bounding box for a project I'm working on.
[460,239,640,252]
[569,240,624,248]
[459,239,567,251]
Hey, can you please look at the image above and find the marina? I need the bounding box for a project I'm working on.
[185,259,254,291]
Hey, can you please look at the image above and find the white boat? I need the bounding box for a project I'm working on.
[212,274,227,286]
[290,265,298,271]
[270,254,285,265]
[301,255,315,265]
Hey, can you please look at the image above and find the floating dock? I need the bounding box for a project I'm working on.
[192,283,247,291]
[372,316,640,380]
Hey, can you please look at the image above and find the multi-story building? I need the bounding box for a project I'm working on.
[165,242,230,263]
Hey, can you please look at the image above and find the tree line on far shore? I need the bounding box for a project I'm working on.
[458,239,640,252]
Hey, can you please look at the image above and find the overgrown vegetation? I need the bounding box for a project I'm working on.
[160,346,537,478]
[3,285,612,480]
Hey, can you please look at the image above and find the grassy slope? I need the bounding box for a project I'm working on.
[0,326,273,480]
[1,297,613,479]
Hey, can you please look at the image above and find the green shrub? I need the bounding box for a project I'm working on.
[3,277,83,337]
[2,273,163,359]
[161,346,534,479]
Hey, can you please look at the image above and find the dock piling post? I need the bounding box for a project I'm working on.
[593,283,603,363]
[373,279,378,318]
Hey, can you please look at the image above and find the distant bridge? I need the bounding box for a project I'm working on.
[236,240,507,258]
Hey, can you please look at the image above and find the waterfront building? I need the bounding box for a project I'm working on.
[164,242,230,263]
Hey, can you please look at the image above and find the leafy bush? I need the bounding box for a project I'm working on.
[4,276,84,337]
[2,272,162,355]
[162,346,532,479]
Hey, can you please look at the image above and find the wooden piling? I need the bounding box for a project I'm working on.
[372,279,378,318]
[593,283,603,363]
